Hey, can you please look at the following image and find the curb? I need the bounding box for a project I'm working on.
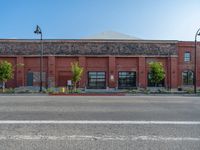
[49,93,125,96]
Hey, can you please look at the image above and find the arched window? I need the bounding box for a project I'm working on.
[184,52,191,62]
[182,70,193,85]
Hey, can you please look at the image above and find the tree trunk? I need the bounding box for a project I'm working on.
[2,82,5,93]
[73,82,77,92]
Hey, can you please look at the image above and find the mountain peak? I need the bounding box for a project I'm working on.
[82,31,140,40]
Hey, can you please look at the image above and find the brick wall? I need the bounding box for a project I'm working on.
[0,40,199,89]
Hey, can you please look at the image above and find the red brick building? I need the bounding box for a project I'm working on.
[0,39,199,90]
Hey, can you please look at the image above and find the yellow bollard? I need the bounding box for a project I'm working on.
[60,87,65,93]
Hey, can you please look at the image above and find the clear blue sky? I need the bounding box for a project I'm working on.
[1,0,200,40]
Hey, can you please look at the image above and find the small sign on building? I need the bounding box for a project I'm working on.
[67,80,72,86]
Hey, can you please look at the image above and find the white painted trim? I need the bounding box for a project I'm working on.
[0,135,199,141]
[0,120,200,124]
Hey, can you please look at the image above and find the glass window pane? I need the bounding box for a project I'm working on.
[88,71,106,89]
[97,72,105,75]
[184,52,191,62]
[118,71,136,88]
[182,71,193,85]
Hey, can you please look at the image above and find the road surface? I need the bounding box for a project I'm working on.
[0,96,199,150]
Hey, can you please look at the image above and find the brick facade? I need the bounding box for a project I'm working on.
[0,40,199,90]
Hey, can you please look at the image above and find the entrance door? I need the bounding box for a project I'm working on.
[118,71,136,89]
[88,72,106,89]
[27,72,33,86]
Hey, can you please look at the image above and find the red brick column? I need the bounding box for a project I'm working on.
[108,56,116,88]
[138,57,146,88]
[78,56,86,88]
[47,56,56,87]
[16,56,25,87]
[169,57,178,89]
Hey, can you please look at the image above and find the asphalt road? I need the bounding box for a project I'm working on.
[0,96,199,150]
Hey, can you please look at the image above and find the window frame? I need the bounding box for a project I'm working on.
[182,70,194,85]
[118,71,136,89]
[184,52,191,62]
[87,71,106,89]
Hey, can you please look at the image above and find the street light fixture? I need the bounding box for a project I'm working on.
[34,25,43,92]
[194,28,200,93]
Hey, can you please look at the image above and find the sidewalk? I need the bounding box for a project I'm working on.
[0,86,199,96]
[0,93,48,96]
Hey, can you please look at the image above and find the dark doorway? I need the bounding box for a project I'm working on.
[27,72,33,86]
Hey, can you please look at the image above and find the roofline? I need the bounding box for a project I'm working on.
[0,39,178,44]
[178,40,200,43]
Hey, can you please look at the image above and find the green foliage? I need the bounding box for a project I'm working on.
[0,61,13,82]
[46,88,55,94]
[185,88,194,94]
[0,88,14,93]
[157,88,168,94]
[45,87,82,94]
[149,62,165,87]
[0,61,13,92]
[71,62,84,90]
[5,88,14,93]
[140,88,151,94]
[129,89,139,94]
[70,89,82,94]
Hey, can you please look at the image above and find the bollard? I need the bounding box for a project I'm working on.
[60,87,65,93]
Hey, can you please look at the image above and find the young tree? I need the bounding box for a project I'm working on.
[0,61,13,92]
[149,62,165,87]
[71,62,84,91]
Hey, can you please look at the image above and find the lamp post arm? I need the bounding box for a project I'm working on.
[195,28,200,40]
[194,28,200,93]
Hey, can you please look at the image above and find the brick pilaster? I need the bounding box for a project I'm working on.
[138,57,146,88]
[16,56,25,87]
[169,57,178,89]
[78,56,86,88]
[47,56,56,87]
[108,56,116,88]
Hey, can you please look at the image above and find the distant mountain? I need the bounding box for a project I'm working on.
[82,31,140,40]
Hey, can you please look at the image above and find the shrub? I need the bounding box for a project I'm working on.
[71,62,84,92]
[0,61,13,92]
[185,89,194,94]
[149,62,165,87]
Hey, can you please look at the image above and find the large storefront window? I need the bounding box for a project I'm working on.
[118,72,136,89]
[182,71,193,85]
[88,72,106,89]
[147,73,165,87]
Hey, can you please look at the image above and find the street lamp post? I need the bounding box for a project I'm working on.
[194,28,200,93]
[34,25,43,92]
